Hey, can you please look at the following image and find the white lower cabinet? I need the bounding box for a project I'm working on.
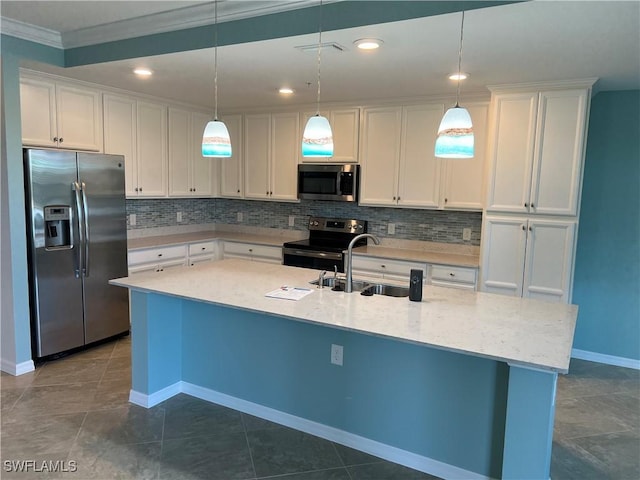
[351,256,427,282]
[222,242,282,264]
[481,216,576,302]
[128,245,188,274]
[188,241,217,266]
[429,265,478,291]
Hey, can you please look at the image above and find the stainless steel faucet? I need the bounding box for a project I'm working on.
[345,233,380,293]
[317,270,327,289]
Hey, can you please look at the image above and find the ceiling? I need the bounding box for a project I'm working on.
[2,1,639,111]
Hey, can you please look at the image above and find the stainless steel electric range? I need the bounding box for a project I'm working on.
[282,217,368,272]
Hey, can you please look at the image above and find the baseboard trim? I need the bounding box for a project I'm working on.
[0,358,35,376]
[181,382,489,480]
[572,348,640,370]
[129,382,182,408]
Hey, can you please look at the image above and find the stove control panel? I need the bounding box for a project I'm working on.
[308,217,367,233]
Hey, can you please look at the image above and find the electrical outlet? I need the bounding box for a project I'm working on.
[331,344,343,366]
[463,228,471,241]
[129,214,136,226]
[177,211,183,222]
[388,223,396,235]
[237,212,243,223]
[289,215,295,227]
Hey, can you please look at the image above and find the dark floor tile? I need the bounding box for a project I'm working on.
[241,412,286,432]
[159,432,254,480]
[572,431,640,479]
[68,340,117,360]
[76,404,165,446]
[90,377,131,411]
[1,387,25,412]
[558,363,640,400]
[12,382,99,416]
[247,427,343,478]
[33,358,109,386]
[258,467,351,480]
[550,438,610,480]
[111,335,132,358]
[0,412,86,459]
[347,460,441,479]
[332,443,382,466]
[161,394,244,440]
[554,394,635,440]
[0,371,37,390]
[101,355,132,382]
[64,440,161,480]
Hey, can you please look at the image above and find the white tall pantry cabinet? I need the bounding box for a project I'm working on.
[481,80,596,303]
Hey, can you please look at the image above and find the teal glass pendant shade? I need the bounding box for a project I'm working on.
[202,120,232,157]
[435,106,474,158]
[302,114,334,157]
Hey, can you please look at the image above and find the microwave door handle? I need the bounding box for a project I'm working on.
[72,182,83,278]
[81,182,90,277]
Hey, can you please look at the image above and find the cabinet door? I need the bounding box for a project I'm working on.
[523,219,575,303]
[530,90,588,216]
[359,107,402,205]
[398,104,443,208]
[244,114,270,199]
[331,108,360,163]
[103,94,137,197]
[20,77,57,147]
[136,101,168,197]
[168,108,192,196]
[55,83,103,151]
[441,103,489,210]
[270,112,299,200]
[191,111,214,196]
[220,114,243,197]
[481,216,527,297]
[486,93,538,213]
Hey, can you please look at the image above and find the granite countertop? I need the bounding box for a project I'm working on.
[352,245,480,268]
[111,259,577,373]
[127,231,297,250]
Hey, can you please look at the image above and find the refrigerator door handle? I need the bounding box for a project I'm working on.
[72,181,84,278]
[81,182,90,277]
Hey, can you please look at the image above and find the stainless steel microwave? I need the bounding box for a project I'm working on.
[297,164,359,202]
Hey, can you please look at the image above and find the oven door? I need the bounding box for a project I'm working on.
[282,248,344,272]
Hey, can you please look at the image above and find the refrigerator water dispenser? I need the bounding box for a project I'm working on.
[44,205,71,248]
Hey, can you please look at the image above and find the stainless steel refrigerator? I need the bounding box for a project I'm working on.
[24,148,129,359]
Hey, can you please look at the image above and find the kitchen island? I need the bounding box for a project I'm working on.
[111,259,577,480]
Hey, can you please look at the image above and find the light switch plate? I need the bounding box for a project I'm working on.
[463,228,471,241]
[129,214,136,226]
[237,212,243,223]
[388,223,396,235]
[177,211,183,222]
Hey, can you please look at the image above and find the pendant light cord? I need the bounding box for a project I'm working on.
[315,0,323,115]
[214,0,219,120]
[455,11,465,108]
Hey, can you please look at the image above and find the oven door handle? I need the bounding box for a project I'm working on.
[283,248,343,260]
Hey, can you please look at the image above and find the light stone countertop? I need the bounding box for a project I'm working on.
[352,245,480,268]
[111,259,577,373]
[127,231,298,250]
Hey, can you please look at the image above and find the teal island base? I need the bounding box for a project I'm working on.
[128,291,558,480]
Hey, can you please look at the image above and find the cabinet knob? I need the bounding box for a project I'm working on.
[392,196,396,200]
[201,247,206,251]
[249,248,253,253]
[134,187,138,192]
[237,189,240,193]
[397,196,401,201]
[522,225,526,231]
[449,272,455,277]
[524,203,528,208]
[53,137,58,142]
[444,198,448,203]
[139,188,142,192]
[529,226,533,231]
[59,138,63,143]
[381,264,386,268]
[158,253,163,257]
[531,203,535,208]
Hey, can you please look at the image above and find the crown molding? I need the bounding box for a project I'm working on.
[0,16,62,48]
[63,0,322,49]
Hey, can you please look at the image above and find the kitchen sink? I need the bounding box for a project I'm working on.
[309,277,410,297]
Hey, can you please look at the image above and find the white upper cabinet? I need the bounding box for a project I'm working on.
[481,215,576,303]
[21,73,103,151]
[300,108,360,163]
[244,112,299,201]
[360,104,444,208]
[103,93,137,196]
[135,100,168,197]
[486,87,590,216]
[168,108,215,197]
[440,103,489,211]
[219,114,244,198]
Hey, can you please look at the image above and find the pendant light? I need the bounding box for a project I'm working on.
[202,0,232,158]
[302,0,334,157]
[435,11,474,159]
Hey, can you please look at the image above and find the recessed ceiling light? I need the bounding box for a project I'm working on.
[448,72,468,81]
[279,87,295,95]
[133,68,153,77]
[354,38,383,50]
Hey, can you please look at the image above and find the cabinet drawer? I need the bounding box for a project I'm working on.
[430,265,477,284]
[128,245,187,265]
[223,242,282,261]
[352,256,426,278]
[189,241,216,256]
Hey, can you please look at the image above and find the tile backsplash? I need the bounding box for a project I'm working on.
[127,198,482,246]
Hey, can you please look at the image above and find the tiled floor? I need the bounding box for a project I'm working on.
[1,337,638,479]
